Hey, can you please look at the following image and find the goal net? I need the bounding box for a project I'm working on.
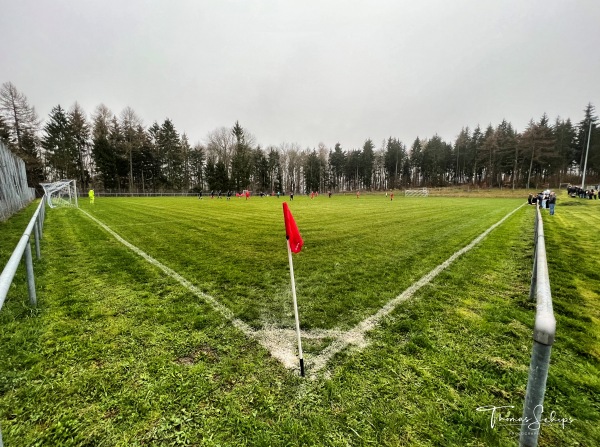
[41,180,79,209]
[404,188,429,197]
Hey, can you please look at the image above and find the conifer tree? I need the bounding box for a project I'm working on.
[409,137,423,186]
[69,103,90,189]
[361,139,375,189]
[230,121,252,191]
[42,105,77,180]
[553,118,577,184]
[91,104,118,190]
[158,119,182,190]
[329,143,346,191]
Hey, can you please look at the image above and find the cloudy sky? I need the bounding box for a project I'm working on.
[1,0,599,150]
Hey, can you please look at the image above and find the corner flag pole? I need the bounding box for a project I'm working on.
[286,238,305,377]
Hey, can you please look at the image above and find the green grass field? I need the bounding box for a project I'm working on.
[0,192,598,446]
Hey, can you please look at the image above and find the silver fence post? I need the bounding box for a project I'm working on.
[520,207,556,447]
[39,199,45,232]
[34,217,41,260]
[24,238,37,306]
[520,342,552,446]
[37,213,43,239]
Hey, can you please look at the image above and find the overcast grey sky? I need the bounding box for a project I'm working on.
[1,0,599,150]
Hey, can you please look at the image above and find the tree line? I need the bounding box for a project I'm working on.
[1,81,598,194]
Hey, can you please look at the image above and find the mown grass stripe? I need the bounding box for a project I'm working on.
[80,209,251,334]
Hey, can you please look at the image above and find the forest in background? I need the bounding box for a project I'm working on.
[1,81,598,194]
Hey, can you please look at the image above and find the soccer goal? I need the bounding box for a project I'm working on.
[404,188,429,197]
[41,180,79,209]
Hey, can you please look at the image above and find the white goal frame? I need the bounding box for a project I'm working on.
[404,188,429,197]
[41,180,79,209]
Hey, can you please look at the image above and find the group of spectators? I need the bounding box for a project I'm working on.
[566,184,598,200]
[528,190,557,215]
[199,190,252,200]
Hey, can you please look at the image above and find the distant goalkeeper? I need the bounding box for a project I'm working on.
[88,189,95,204]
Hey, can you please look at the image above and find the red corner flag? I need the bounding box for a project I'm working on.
[283,202,303,253]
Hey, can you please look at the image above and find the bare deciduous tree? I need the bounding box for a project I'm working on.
[0,82,41,152]
[206,126,235,169]
[120,106,143,192]
[0,82,43,185]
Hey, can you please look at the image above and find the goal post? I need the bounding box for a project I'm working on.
[40,180,79,209]
[404,188,429,197]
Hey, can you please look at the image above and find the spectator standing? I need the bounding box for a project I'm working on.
[548,192,557,215]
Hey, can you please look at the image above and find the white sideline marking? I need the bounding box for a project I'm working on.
[81,204,525,376]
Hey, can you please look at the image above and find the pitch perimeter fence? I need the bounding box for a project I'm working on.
[0,195,46,446]
[519,203,556,447]
[0,142,36,222]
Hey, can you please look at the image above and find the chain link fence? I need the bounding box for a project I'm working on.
[0,142,35,221]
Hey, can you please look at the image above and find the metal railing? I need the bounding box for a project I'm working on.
[0,197,46,309]
[0,198,46,446]
[520,204,556,447]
